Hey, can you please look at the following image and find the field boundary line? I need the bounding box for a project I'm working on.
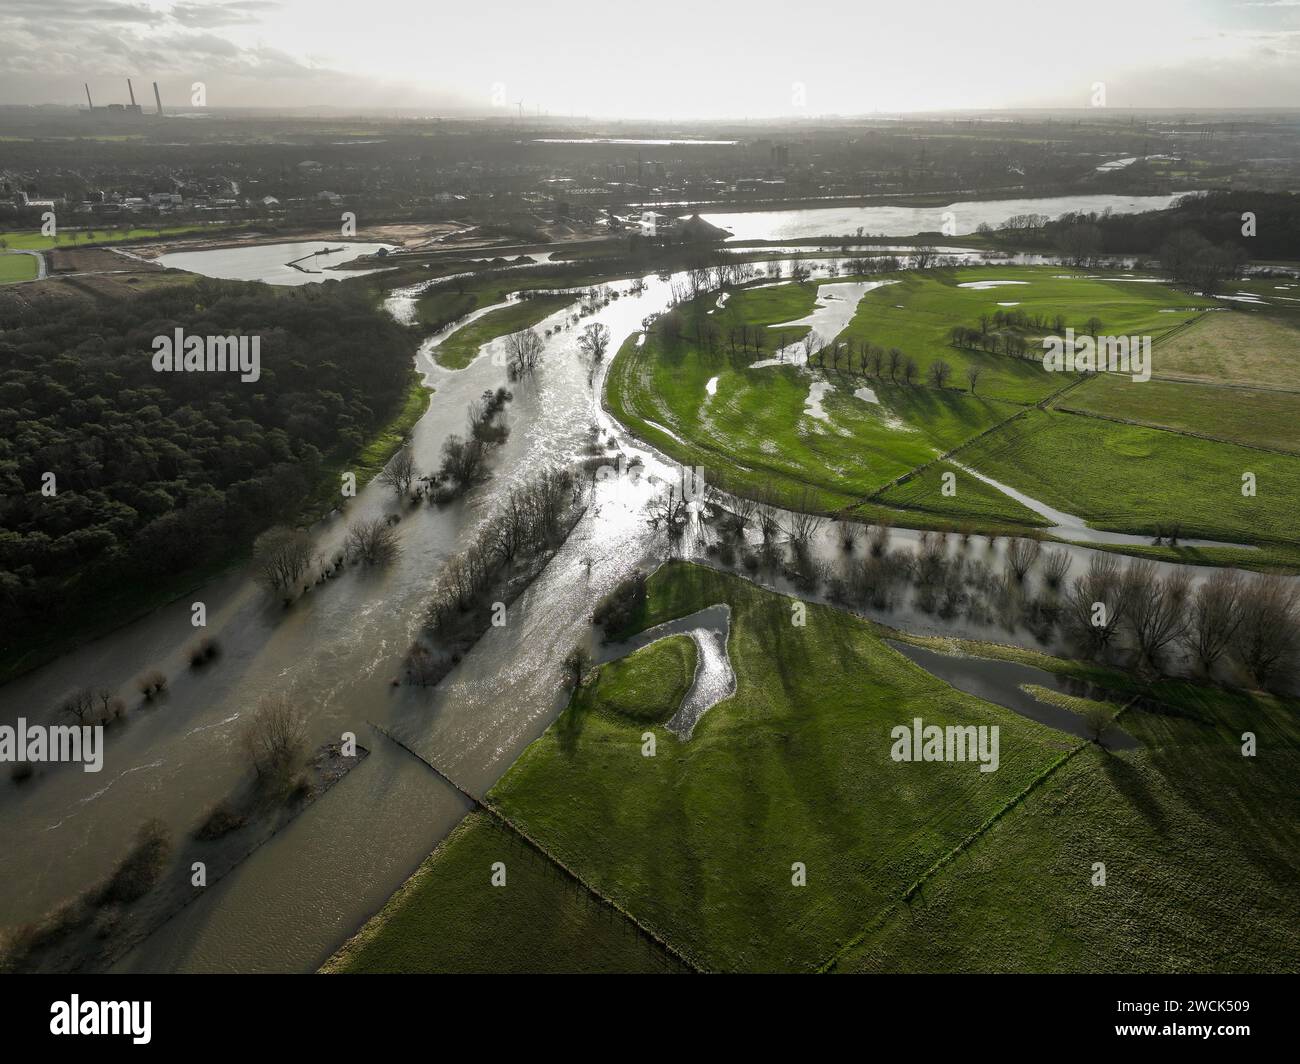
[1050,402,1300,458]
[366,722,706,973]
[815,696,1138,975]
[852,371,1085,511]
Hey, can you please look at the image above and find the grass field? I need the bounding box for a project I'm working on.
[434,294,574,369]
[322,811,685,973]
[0,254,37,283]
[331,562,1299,972]
[606,266,1261,531]
[834,676,1300,973]
[606,283,1029,511]
[1150,308,1300,389]
[485,562,1069,972]
[836,266,1213,405]
[0,225,230,252]
[585,634,697,725]
[880,408,1300,546]
[1061,373,1300,455]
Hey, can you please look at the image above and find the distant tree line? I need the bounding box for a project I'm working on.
[987,191,1294,264]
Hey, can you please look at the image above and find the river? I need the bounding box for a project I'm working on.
[0,245,1266,973]
[698,192,1193,241]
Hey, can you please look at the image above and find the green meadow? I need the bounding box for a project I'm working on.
[327,562,1299,973]
[836,676,1300,973]
[322,810,685,974]
[880,408,1300,547]
[1062,372,1300,455]
[0,254,37,283]
[606,281,1030,511]
[434,294,574,368]
[0,224,229,252]
[480,563,1067,971]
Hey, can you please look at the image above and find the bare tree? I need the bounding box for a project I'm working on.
[785,488,824,544]
[505,328,545,376]
[578,322,611,364]
[838,520,863,552]
[1005,536,1042,581]
[1065,555,1131,656]
[1041,548,1071,591]
[440,433,487,486]
[902,357,919,386]
[378,444,417,497]
[254,526,316,594]
[928,359,953,389]
[1080,702,1114,745]
[239,694,308,783]
[61,688,97,724]
[1232,574,1300,686]
[728,495,758,534]
[799,330,822,366]
[1183,570,1244,674]
[966,365,982,394]
[886,347,904,381]
[1125,562,1190,671]
[563,644,592,689]
[346,518,401,565]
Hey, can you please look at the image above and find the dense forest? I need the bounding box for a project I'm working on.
[0,279,417,656]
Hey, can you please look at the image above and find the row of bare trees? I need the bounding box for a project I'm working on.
[422,466,579,636]
[1065,556,1299,683]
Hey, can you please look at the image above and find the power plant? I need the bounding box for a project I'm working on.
[83,79,164,119]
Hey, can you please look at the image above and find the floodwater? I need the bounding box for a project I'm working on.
[698,193,1193,241]
[155,241,396,285]
[950,462,1254,550]
[890,641,1139,751]
[597,605,736,739]
[0,247,1264,973]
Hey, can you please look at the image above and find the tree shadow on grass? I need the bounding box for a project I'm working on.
[1097,748,1168,836]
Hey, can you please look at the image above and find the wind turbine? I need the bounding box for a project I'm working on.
[516,99,524,125]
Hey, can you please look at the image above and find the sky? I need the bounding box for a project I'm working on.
[1,0,1298,116]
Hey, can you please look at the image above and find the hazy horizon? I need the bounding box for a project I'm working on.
[2,0,1298,118]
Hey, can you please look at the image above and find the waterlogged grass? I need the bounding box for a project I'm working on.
[586,634,697,725]
[1062,371,1300,455]
[484,562,1067,972]
[836,266,1210,405]
[605,289,1022,512]
[322,811,684,973]
[434,295,574,369]
[926,409,1300,546]
[0,254,37,283]
[835,679,1300,973]
[869,457,1049,529]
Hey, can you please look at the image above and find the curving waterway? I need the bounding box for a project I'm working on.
[0,244,1271,972]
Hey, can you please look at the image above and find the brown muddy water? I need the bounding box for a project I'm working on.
[0,254,1260,972]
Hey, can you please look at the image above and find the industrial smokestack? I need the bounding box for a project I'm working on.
[127,78,136,106]
[153,81,163,115]
[84,83,93,110]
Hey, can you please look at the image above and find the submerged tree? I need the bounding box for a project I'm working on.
[254,526,316,595]
[378,444,418,497]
